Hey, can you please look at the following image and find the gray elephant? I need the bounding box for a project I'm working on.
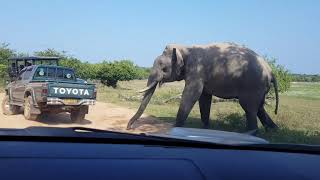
[127,43,279,132]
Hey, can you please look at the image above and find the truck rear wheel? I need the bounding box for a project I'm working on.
[24,96,38,120]
[2,95,19,115]
[70,108,86,123]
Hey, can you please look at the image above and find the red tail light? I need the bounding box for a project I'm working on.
[42,88,48,95]
[93,90,97,98]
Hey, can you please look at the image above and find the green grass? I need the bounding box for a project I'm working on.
[98,81,320,144]
[284,82,320,99]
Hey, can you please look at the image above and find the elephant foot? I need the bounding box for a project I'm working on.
[244,129,259,136]
[265,125,278,132]
[202,124,210,129]
[174,121,185,127]
[270,123,278,129]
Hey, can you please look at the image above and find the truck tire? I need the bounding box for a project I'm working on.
[2,95,19,115]
[24,96,38,120]
[70,108,86,123]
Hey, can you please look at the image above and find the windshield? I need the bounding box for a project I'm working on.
[0,1,319,148]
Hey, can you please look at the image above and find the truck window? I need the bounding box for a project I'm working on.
[56,68,75,80]
[33,67,75,80]
[64,69,75,80]
[34,67,47,78]
[48,67,56,78]
[23,68,33,80]
[57,68,64,79]
[17,69,26,81]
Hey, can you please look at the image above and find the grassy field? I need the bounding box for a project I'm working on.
[98,80,320,144]
[284,82,320,99]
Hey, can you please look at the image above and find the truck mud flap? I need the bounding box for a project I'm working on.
[80,106,89,114]
[30,106,41,114]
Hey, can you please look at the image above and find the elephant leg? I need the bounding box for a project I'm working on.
[175,81,204,127]
[244,111,258,131]
[239,95,260,131]
[257,106,278,130]
[199,92,212,129]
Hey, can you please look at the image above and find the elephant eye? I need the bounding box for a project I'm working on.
[162,67,169,72]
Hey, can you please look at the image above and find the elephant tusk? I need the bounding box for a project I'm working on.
[137,81,158,93]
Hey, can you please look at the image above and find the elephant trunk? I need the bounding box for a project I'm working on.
[126,76,158,129]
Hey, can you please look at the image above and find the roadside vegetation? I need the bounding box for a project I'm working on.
[291,74,320,82]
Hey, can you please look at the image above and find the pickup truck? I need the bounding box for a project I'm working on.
[2,65,96,122]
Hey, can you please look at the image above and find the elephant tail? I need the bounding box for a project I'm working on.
[271,74,279,114]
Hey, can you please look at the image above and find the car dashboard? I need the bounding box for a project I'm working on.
[0,138,319,180]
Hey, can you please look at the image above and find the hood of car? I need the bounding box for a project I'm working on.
[0,126,268,146]
[152,127,268,145]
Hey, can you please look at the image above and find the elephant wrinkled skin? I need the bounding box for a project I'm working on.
[127,43,279,132]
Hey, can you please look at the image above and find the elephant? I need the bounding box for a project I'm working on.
[127,42,279,132]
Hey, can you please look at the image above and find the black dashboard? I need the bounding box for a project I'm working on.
[0,139,319,180]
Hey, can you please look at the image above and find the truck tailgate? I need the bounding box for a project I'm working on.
[48,82,95,99]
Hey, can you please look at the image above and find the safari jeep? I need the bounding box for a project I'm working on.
[2,64,96,122]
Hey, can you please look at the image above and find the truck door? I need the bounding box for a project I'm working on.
[11,69,26,102]
[12,67,33,102]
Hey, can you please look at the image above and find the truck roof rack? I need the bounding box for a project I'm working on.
[8,56,61,80]
[9,56,60,61]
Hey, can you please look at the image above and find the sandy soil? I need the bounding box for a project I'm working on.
[0,93,172,134]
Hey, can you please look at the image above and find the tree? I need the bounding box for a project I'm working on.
[266,56,292,93]
[34,48,66,58]
[0,43,16,85]
[0,43,15,65]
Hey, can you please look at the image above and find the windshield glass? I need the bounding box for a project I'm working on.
[0,1,319,147]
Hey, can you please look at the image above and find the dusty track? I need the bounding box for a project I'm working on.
[0,93,172,134]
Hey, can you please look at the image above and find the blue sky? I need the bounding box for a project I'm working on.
[0,0,319,74]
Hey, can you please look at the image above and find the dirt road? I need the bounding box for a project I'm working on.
[0,93,172,134]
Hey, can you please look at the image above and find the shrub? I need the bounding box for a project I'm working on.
[135,66,150,80]
[0,43,15,65]
[291,74,320,82]
[97,60,140,88]
[266,56,292,93]
[0,64,7,86]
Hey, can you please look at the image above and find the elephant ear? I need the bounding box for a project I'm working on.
[172,48,184,76]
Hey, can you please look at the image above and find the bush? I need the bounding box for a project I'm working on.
[0,43,15,65]
[0,64,7,86]
[97,60,140,88]
[291,74,320,82]
[266,56,292,93]
[135,66,150,80]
